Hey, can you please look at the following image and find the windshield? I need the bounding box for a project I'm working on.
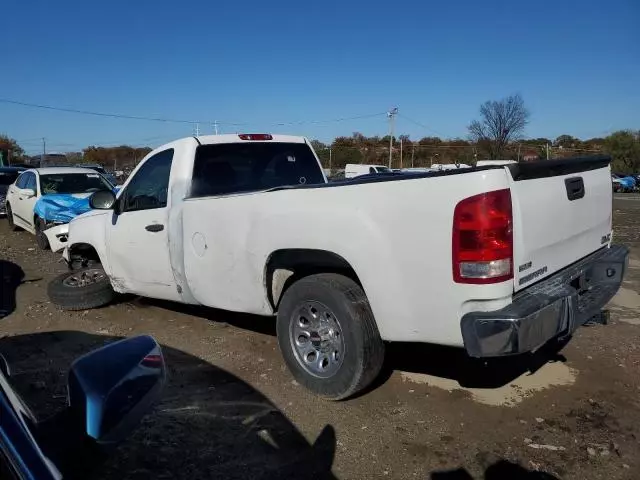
[375,167,391,173]
[40,173,113,195]
[0,172,19,186]
[191,142,325,197]
[87,166,107,174]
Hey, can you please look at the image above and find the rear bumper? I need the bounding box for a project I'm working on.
[461,244,629,357]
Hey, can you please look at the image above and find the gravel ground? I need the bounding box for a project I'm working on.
[0,196,639,480]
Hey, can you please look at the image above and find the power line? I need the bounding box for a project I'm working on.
[0,97,387,128]
[397,113,445,137]
[0,98,203,125]
[269,112,387,126]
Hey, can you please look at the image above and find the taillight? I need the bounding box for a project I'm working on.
[238,134,273,141]
[140,353,164,369]
[452,189,513,284]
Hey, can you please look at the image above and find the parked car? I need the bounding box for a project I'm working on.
[81,164,119,186]
[345,164,392,178]
[0,335,165,479]
[611,173,636,192]
[48,135,628,399]
[0,167,26,216]
[4,167,117,250]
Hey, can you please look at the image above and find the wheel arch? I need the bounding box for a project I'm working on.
[264,248,363,311]
[67,242,104,269]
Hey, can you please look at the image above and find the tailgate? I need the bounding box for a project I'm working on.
[508,157,613,291]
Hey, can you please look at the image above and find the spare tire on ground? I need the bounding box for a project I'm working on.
[48,268,115,310]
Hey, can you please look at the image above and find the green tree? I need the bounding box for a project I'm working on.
[468,94,530,159]
[0,135,26,166]
[604,130,640,173]
[553,135,580,148]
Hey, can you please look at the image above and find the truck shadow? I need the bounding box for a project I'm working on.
[119,296,570,391]
[0,331,337,480]
[430,459,559,479]
[379,338,569,390]
[0,260,25,320]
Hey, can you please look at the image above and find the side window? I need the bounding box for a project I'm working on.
[120,149,173,213]
[14,173,28,189]
[25,173,37,192]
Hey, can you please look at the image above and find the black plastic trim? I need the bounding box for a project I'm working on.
[508,155,610,181]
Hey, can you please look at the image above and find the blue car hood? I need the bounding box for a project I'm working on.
[34,187,119,223]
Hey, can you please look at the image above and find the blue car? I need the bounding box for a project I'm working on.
[612,173,636,192]
[0,335,165,479]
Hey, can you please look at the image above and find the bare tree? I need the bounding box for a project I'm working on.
[468,94,530,159]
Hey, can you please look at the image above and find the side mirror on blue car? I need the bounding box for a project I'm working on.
[0,335,165,480]
[68,335,166,444]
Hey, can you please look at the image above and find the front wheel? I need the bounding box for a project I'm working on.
[276,273,385,400]
[35,217,50,250]
[5,204,19,231]
[48,268,115,310]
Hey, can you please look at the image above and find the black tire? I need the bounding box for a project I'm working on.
[35,217,50,250]
[5,203,19,231]
[48,268,115,310]
[276,273,385,400]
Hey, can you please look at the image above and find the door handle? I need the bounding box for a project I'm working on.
[565,177,585,201]
[145,224,164,232]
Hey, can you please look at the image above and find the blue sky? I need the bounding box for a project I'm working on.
[1,0,638,154]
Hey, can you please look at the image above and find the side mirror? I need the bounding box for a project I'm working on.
[22,188,36,198]
[67,335,166,444]
[89,190,116,210]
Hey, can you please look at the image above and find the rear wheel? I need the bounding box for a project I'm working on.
[5,203,19,231]
[48,267,115,310]
[35,217,50,250]
[276,273,385,400]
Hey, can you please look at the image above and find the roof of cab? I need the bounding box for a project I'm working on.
[195,134,307,145]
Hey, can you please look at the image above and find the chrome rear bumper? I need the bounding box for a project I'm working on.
[461,244,629,357]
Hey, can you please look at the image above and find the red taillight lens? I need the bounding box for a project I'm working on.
[238,134,273,141]
[452,189,513,284]
[140,353,164,369]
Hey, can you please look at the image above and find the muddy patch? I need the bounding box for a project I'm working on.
[610,287,640,325]
[400,361,577,407]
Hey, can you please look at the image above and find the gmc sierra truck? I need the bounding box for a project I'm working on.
[47,133,629,399]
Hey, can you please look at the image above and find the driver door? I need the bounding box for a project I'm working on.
[12,172,38,232]
[105,149,180,300]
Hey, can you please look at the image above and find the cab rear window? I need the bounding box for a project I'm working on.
[191,143,324,197]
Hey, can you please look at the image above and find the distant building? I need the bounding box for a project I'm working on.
[28,153,68,167]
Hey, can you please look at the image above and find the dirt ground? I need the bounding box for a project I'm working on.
[1,196,639,480]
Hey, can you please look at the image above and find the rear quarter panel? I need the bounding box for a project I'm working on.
[181,169,513,346]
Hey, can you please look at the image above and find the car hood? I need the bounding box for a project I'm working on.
[34,193,95,223]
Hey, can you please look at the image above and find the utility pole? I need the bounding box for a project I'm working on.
[387,107,398,168]
[517,143,521,162]
[195,123,200,136]
[399,138,403,169]
[329,147,332,171]
[42,137,46,167]
[546,143,550,160]
[214,120,219,135]
[411,143,415,168]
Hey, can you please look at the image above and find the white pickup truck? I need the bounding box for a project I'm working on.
[48,133,629,399]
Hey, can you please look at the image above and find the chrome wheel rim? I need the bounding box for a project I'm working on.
[289,301,345,378]
[62,269,106,288]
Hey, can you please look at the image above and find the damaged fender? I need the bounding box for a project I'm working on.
[44,224,69,253]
